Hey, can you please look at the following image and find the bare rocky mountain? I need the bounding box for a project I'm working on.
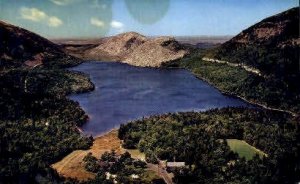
[79,32,188,67]
[124,36,187,67]
[0,21,77,70]
[206,7,299,77]
[86,32,147,61]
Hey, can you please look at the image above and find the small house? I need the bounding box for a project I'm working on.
[166,162,185,168]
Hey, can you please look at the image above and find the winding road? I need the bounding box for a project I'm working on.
[202,57,263,76]
[147,163,173,184]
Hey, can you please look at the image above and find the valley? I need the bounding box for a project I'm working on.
[0,5,299,184]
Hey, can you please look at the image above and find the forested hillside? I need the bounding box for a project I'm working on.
[0,68,95,183]
[206,7,299,78]
[0,21,95,183]
[119,108,300,183]
[165,7,300,115]
[0,21,79,70]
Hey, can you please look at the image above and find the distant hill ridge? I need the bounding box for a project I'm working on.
[86,32,147,60]
[0,20,78,70]
[206,7,299,77]
[83,32,188,67]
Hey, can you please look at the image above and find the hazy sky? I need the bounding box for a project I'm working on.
[0,0,298,38]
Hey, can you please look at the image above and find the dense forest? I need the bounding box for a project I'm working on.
[163,48,300,115]
[0,65,94,183]
[177,7,300,115]
[119,108,300,183]
[164,7,300,115]
[1,6,299,184]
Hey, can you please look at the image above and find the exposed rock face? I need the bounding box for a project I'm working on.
[124,36,187,67]
[207,7,299,76]
[0,20,77,69]
[229,7,299,46]
[84,32,188,67]
[86,32,147,61]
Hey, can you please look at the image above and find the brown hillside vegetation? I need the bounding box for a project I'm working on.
[51,130,123,181]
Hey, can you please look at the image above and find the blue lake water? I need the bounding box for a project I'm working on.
[69,62,251,136]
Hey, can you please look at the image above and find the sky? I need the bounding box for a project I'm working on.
[0,0,298,38]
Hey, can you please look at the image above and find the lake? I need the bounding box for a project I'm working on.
[69,62,251,136]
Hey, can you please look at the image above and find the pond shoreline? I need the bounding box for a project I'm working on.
[70,61,251,136]
[70,61,296,140]
[192,72,297,117]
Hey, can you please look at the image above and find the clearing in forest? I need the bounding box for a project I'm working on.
[227,139,267,160]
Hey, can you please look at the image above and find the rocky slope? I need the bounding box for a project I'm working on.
[124,36,187,67]
[85,32,147,61]
[169,7,300,114]
[83,32,188,67]
[206,7,299,77]
[0,21,78,70]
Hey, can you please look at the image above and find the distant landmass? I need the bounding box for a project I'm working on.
[61,32,189,67]
[0,21,77,70]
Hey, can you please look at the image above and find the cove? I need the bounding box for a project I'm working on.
[69,62,251,136]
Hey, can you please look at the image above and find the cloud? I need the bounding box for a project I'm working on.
[20,7,47,22]
[20,7,63,27]
[90,17,105,27]
[50,0,76,6]
[48,16,63,27]
[110,20,123,29]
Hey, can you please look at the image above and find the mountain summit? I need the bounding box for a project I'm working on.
[82,32,188,67]
[207,7,299,77]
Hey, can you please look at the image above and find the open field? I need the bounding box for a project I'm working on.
[52,129,160,182]
[124,149,146,161]
[227,139,267,160]
[51,129,122,181]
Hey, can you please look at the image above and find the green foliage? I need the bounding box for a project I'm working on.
[167,49,300,114]
[83,151,151,184]
[133,160,147,168]
[0,67,94,182]
[119,108,300,183]
[226,139,266,160]
[101,150,117,162]
[83,153,100,173]
[184,8,300,114]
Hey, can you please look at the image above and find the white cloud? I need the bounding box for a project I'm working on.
[50,0,76,6]
[48,16,63,27]
[20,7,47,22]
[110,20,123,29]
[90,17,105,27]
[19,7,63,27]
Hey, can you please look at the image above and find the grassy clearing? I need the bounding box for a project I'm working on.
[227,139,267,160]
[51,130,123,181]
[52,129,163,182]
[124,149,146,161]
